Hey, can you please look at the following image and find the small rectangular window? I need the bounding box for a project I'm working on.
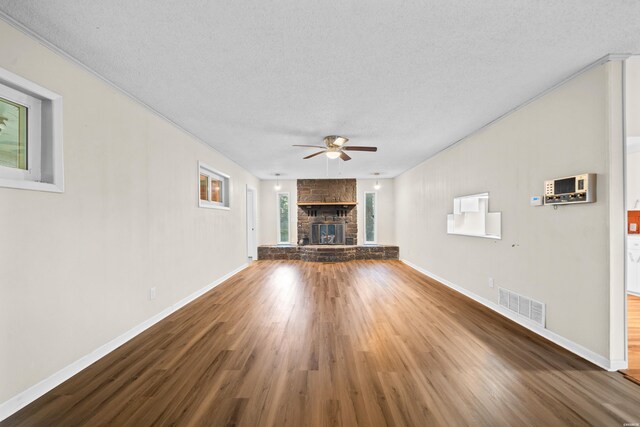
[0,67,63,193]
[277,192,290,244]
[198,162,230,209]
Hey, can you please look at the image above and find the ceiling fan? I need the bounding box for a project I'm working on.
[293,135,377,161]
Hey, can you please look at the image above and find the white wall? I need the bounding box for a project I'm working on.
[395,61,622,361]
[259,179,297,245]
[357,179,395,245]
[0,20,259,404]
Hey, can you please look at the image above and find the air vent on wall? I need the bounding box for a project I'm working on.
[498,288,545,327]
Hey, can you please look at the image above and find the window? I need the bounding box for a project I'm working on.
[198,162,230,209]
[277,192,290,244]
[364,191,377,244]
[0,67,63,192]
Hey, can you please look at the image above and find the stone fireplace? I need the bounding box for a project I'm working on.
[297,179,357,245]
[259,177,399,261]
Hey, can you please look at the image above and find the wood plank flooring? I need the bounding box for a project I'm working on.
[3,260,640,426]
[623,294,640,384]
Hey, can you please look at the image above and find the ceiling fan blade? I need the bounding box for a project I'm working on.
[293,144,326,149]
[303,150,327,159]
[340,151,352,161]
[343,146,377,152]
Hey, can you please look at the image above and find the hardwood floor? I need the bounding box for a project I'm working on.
[624,294,640,384]
[3,260,640,426]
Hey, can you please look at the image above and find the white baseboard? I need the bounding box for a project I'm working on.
[0,263,249,422]
[401,259,620,372]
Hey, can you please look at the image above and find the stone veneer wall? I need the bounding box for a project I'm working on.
[297,179,358,245]
[258,245,399,262]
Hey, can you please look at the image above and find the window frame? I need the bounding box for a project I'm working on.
[364,191,377,245]
[276,191,290,245]
[0,85,41,180]
[0,67,63,193]
[198,161,230,210]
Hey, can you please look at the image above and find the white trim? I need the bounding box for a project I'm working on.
[363,191,377,244]
[622,59,630,373]
[400,259,619,371]
[609,60,628,369]
[246,185,258,259]
[276,191,291,244]
[0,263,249,422]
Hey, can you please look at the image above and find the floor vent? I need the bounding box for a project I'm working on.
[498,288,545,327]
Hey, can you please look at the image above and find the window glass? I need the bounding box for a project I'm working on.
[365,192,376,243]
[210,178,222,203]
[278,193,289,243]
[199,174,209,201]
[0,96,27,170]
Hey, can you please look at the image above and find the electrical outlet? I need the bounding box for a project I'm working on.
[488,277,494,288]
[149,287,157,300]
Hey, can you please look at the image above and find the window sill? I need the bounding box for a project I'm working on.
[0,178,64,193]
[199,200,230,210]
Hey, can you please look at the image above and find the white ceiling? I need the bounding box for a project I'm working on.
[1,1,640,179]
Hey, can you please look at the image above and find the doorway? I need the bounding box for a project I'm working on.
[246,186,257,260]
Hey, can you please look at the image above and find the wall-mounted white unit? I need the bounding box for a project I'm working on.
[544,173,596,205]
[447,192,501,239]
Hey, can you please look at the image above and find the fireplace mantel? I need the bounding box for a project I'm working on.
[297,201,357,206]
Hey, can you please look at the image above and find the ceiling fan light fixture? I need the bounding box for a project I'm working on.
[326,151,341,159]
[333,136,348,146]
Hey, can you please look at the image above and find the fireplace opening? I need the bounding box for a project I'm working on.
[311,223,345,245]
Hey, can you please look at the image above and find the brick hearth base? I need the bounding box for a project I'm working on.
[257,245,399,262]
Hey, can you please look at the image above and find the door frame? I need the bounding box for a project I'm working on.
[246,185,257,260]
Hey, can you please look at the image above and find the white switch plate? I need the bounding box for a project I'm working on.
[530,195,543,206]
[149,287,157,300]
[488,277,494,288]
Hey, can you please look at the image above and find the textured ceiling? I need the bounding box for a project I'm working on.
[1,1,640,179]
